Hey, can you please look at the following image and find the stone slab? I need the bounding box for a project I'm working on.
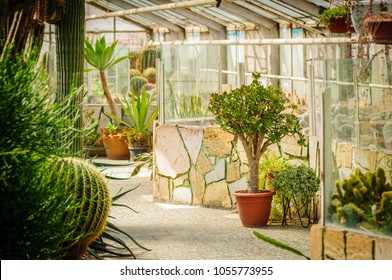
[203,126,234,156]
[178,126,204,164]
[310,224,324,260]
[173,186,192,204]
[346,232,373,260]
[375,236,392,260]
[324,227,346,260]
[204,180,232,209]
[205,158,226,184]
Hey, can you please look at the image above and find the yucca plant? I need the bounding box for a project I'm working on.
[84,36,128,120]
[106,90,158,146]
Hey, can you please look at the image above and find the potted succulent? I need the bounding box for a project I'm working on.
[319,5,355,33]
[106,89,158,159]
[270,164,320,228]
[209,72,305,227]
[85,36,130,159]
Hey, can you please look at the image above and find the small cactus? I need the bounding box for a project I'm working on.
[141,48,158,71]
[45,157,111,259]
[143,67,156,84]
[130,68,142,79]
[130,76,148,95]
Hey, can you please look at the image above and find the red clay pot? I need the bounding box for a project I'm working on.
[102,134,130,160]
[327,17,355,33]
[233,190,275,228]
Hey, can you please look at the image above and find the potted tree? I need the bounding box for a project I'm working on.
[319,5,355,33]
[209,72,305,227]
[84,36,129,159]
[106,89,158,159]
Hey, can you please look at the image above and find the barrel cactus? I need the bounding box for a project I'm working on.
[143,67,156,84]
[130,75,148,95]
[45,157,111,259]
[130,68,142,79]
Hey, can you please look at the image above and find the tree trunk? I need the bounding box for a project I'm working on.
[55,0,85,157]
[99,69,119,120]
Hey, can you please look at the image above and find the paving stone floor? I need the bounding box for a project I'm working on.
[98,160,311,260]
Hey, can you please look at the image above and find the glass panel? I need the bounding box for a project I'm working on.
[323,53,392,238]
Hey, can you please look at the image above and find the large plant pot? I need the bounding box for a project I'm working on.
[233,190,275,228]
[366,15,392,43]
[102,135,130,160]
[327,17,355,33]
[129,145,149,159]
[350,0,392,34]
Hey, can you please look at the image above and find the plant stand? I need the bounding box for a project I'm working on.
[129,145,149,159]
[233,190,275,228]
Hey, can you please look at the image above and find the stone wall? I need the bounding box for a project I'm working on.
[154,124,247,209]
[311,224,392,260]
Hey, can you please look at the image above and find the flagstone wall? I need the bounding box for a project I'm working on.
[153,124,247,209]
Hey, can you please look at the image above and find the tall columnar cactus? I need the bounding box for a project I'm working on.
[45,0,85,156]
[141,48,158,71]
[46,157,111,259]
[130,75,148,95]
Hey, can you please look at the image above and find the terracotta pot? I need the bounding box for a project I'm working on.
[233,190,275,228]
[327,17,355,33]
[350,1,392,34]
[102,135,130,160]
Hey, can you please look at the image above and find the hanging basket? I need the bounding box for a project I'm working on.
[327,17,356,33]
[364,13,392,44]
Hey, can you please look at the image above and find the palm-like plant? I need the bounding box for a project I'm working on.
[84,36,128,120]
[107,90,158,146]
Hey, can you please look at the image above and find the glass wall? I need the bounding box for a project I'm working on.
[323,53,392,238]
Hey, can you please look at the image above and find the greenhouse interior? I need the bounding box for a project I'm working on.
[1,0,392,261]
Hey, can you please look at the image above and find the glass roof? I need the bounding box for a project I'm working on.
[87,0,332,32]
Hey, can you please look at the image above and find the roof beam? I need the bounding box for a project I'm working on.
[220,2,277,29]
[86,0,217,20]
[87,2,146,30]
[277,0,322,18]
[244,0,326,35]
[97,0,185,34]
[150,0,226,32]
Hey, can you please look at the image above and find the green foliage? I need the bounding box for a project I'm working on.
[84,36,128,71]
[253,231,309,260]
[329,168,392,236]
[319,5,350,25]
[106,90,158,146]
[271,164,320,227]
[271,164,320,199]
[130,75,148,95]
[259,151,291,190]
[0,47,85,259]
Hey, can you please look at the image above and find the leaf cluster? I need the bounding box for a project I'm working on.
[84,36,128,71]
[319,5,350,25]
[209,72,304,145]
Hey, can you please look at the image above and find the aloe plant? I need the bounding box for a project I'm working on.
[84,36,128,121]
[106,90,158,146]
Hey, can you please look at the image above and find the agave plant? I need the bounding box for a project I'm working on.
[84,36,128,120]
[106,90,158,146]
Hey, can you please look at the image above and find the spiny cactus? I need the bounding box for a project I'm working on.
[46,157,111,259]
[130,68,142,79]
[141,48,158,71]
[130,75,148,95]
[143,67,156,84]
[330,167,392,235]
